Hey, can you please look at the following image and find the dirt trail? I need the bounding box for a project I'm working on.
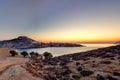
[0,63,19,75]
[0,57,42,80]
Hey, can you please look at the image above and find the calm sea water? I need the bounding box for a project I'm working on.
[17,44,115,57]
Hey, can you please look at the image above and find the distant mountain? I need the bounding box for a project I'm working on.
[115,41,120,44]
[0,36,44,49]
[0,36,83,49]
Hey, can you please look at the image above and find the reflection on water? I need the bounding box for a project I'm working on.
[82,43,115,47]
[17,44,115,57]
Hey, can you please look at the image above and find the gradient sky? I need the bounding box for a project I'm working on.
[0,0,120,43]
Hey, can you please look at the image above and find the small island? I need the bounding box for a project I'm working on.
[115,41,120,44]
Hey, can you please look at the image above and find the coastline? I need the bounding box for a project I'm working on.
[17,43,115,57]
[25,45,120,80]
[0,44,120,80]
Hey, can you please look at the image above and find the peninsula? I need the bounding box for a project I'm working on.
[0,36,83,49]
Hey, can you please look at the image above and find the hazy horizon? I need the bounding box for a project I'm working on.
[0,36,117,44]
[0,0,120,43]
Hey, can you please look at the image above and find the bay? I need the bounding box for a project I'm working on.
[17,44,115,57]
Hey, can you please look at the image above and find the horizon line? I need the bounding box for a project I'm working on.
[0,36,119,44]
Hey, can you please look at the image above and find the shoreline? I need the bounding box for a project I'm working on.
[25,45,120,80]
[16,43,116,57]
[0,45,120,80]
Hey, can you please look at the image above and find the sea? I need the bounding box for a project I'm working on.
[17,44,115,57]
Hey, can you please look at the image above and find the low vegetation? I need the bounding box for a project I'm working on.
[43,52,53,59]
[9,50,52,59]
[30,52,42,58]
[9,50,18,56]
[20,51,28,57]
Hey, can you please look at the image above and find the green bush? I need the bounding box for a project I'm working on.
[21,51,28,57]
[43,52,53,59]
[35,52,39,57]
[9,50,18,56]
[30,52,41,57]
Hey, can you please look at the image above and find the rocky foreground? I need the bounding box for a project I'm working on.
[25,45,120,80]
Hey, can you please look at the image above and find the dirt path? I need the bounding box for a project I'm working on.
[0,63,20,75]
[0,57,42,80]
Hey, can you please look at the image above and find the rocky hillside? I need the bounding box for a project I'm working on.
[0,36,44,49]
[0,36,83,49]
[25,45,120,80]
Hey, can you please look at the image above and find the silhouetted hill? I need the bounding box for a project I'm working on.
[114,41,120,44]
[0,36,83,49]
[0,36,43,48]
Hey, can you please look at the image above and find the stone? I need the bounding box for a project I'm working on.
[100,61,112,64]
[72,75,81,80]
[96,74,105,80]
[77,67,82,71]
[107,76,118,80]
[76,62,80,66]
[80,70,94,77]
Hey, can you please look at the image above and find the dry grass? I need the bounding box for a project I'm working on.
[0,48,14,56]
[0,48,23,57]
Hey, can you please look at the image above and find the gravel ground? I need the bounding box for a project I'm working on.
[0,57,42,80]
[0,65,41,80]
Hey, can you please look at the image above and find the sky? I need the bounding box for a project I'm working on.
[0,0,120,43]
